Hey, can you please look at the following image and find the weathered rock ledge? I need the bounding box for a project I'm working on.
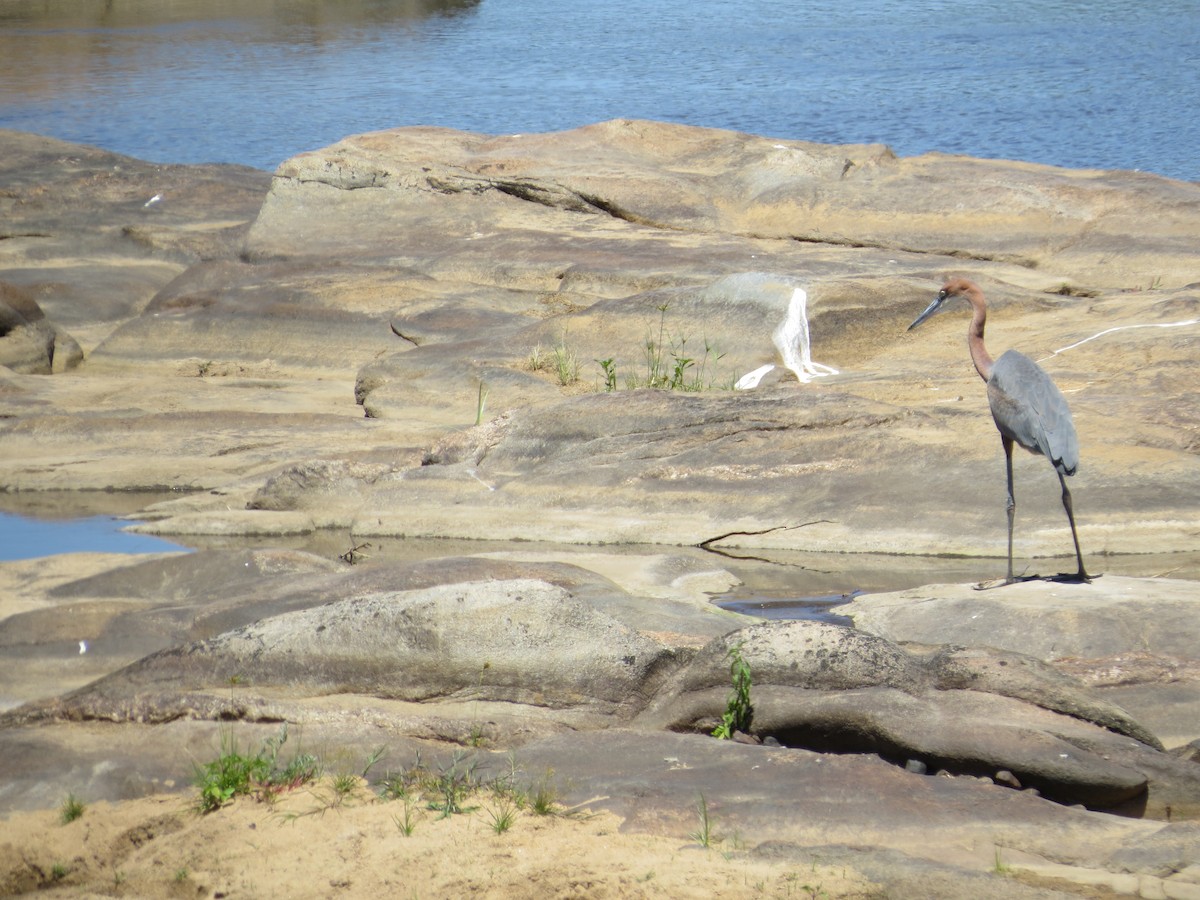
[3,123,1200,897]
[2,122,1199,560]
[3,549,1200,897]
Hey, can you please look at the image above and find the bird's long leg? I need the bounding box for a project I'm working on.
[1058,472,1091,583]
[1003,436,1016,584]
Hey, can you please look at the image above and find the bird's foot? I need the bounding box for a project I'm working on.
[974,568,1097,590]
[1047,570,1096,584]
[973,577,1018,591]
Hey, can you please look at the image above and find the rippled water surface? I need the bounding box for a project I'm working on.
[1,0,1197,179]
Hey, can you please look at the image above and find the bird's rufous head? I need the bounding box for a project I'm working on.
[907,278,980,331]
[939,277,979,298]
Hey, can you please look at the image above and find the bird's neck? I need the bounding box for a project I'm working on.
[966,290,994,381]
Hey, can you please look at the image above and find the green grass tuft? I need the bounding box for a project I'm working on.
[58,793,85,825]
[688,793,716,848]
[193,724,319,813]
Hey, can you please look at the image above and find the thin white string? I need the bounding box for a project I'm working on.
[1039,318,1200,361]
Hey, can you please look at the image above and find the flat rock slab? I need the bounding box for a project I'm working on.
[251,119,1200,288]
[518,729,1154,861]
[838,576,1200,661]
[838,575,1200,751]
[3,126,1200,563]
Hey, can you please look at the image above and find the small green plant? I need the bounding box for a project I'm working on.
[626,304,728,391]
[360,745,386,779]
[467,660,492,748]
[669,350,695,390]
[393,797,420,836]
[643,302,671,386]
[712,643,753,739]
[721,829,746,861]
[528,770,559,816]
[378,752,572,834]
[378,749,424,801]
[474,380,489,426]
[193,724,319,813]
[427,752,481,819]
[552,340,580,386]
[58,792,85,825]
[688,793,716,848]
[597,357,618,391]
[331,772,359,801]
[467,723,489,748]
[174,868,189,883]
[992,847,1013,875]
[194,735,266,812]
[527,344,546,372]
[50,862,69,881]
[486,795,519,834]
[545,305,729,395]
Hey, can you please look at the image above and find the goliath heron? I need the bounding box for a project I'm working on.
[908,278,1090,584]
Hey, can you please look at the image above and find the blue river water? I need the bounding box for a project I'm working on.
[0,512,184,561]
[0,0,1197,180]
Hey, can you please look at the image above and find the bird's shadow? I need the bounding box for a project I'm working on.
[972,572,1100,591]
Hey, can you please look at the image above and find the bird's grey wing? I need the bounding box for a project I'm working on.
[988,350,1079,475]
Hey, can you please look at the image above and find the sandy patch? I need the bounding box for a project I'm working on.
[0,781,876,899]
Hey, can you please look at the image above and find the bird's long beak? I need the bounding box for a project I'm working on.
[907,295,945,331]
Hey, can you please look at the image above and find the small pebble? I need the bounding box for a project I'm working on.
[904,759,927,775]
[994,770,1022,789]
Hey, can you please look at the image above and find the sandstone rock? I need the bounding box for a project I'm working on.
[87,259,408,375]
[916,643,1161,750]
[0,129,269,346]
[635,621,1200,812]
[1,544,756,721]
[11,548,1194,815]
[0,281,81,374]
[8,577,676,727]
[250,119,1200,289]
[1173,741,1200,765]
[837,576,1200,749]
[838,576,1200,661]
[516,729,1168,881]
[2,126,1198,563]
[204,121,1200,557]
[1102,823,1200,887]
